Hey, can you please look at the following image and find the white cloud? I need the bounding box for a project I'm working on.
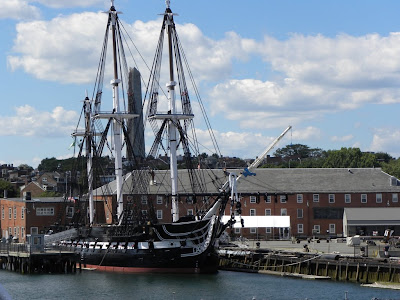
[0,0,40,20]
[7,13,247,86]
[191,128,292,159]
[292,127,322,141]
[31,0,106,8]
[8,12,107,84]
[369,128,400,156]
[209,32,400,130]
[331,134,354,142]
[0,105,78,137]
[257,33,400,90]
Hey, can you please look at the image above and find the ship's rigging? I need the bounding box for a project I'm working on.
[68,0,225,228]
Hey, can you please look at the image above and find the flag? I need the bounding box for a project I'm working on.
[68,139,76,149]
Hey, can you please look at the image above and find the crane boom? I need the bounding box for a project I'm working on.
[247,125,292,171]
[220,125,292,191]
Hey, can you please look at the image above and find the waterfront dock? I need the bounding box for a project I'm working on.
[0,243,79,274]
[218,239,400,285]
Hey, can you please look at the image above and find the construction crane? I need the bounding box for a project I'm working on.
[217,125,292,229]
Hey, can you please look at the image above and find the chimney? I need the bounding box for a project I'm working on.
[3,190,7,199]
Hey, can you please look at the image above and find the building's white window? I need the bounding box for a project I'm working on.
[156,210,163,220]
[13,207,17,219]
[376,193,382,203]
[141,210,148,216]
[393,193,398,203]
[313,225,320,234]
[14,227,17,237]
[281,208,287,216]
[42,177,47,182]
[313,194,319,202]
[265,195,271,203]
[141,195,148,205]
[187,209,193,216]
[36,207,54,216]
[156,195,163,205]
[266,227,272,234]
[8,208,12,219]
[345,194,351,203]
[21,207,24,220]
[280,195,287,203]
[1,207,4,219]
[30,227,38,235]
[265,209,271,216]
[66,207,74,218]
[329,224,336,234]
[21,227,25,238]
[297,224,304,234]
[234,227,241,234]
[106,211,110,220]
[186,196,194,204]
[250,228,257,234]
[361,194,367,204]
[250,209,256,216]
[297,208,303,218]
[250,196,257,203]
[297,194,303,203]
[8,227,12,236]
[329,194,335,203]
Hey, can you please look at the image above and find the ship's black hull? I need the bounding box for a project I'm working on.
[78,246,218,273]
[56,215,221,274]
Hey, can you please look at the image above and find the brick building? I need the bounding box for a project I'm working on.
[0,195,77,242]
[97,167,400,240]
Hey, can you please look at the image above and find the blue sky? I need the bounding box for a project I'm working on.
[2,0,400,168]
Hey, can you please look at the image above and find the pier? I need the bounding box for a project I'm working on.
[218,239,400,284]
[0,242,79,274]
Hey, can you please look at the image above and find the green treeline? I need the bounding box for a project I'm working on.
[263,144,400,178]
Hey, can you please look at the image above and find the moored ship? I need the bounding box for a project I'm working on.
[50,0,232,274]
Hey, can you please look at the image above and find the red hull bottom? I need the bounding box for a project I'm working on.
[81,263,208,274]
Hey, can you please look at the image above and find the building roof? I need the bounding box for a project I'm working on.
[236,168,400,193]
[94,167,400,196]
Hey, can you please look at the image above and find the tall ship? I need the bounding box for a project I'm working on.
[48,0,237,273]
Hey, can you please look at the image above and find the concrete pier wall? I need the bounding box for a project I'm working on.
[218,249,400,284]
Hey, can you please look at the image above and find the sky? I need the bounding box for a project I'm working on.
[2,0,400,168]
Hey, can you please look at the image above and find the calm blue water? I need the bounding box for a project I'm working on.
[0,269,399,300]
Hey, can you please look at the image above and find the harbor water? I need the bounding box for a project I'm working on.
[0,269,400,300]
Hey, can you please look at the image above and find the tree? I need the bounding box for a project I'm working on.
[322,148,378,168]
[211,153,219,159]
[0,180,18,197]
[274,144,324,159]
[199,153,208,159]
[38,157,59,172]
[375,152,394,164]
[18,164,33,171]
[38,191,61,197]
[382,159,400,179]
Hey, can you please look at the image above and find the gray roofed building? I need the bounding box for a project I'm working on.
[235,168,400,194]
[92,167,400,238]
